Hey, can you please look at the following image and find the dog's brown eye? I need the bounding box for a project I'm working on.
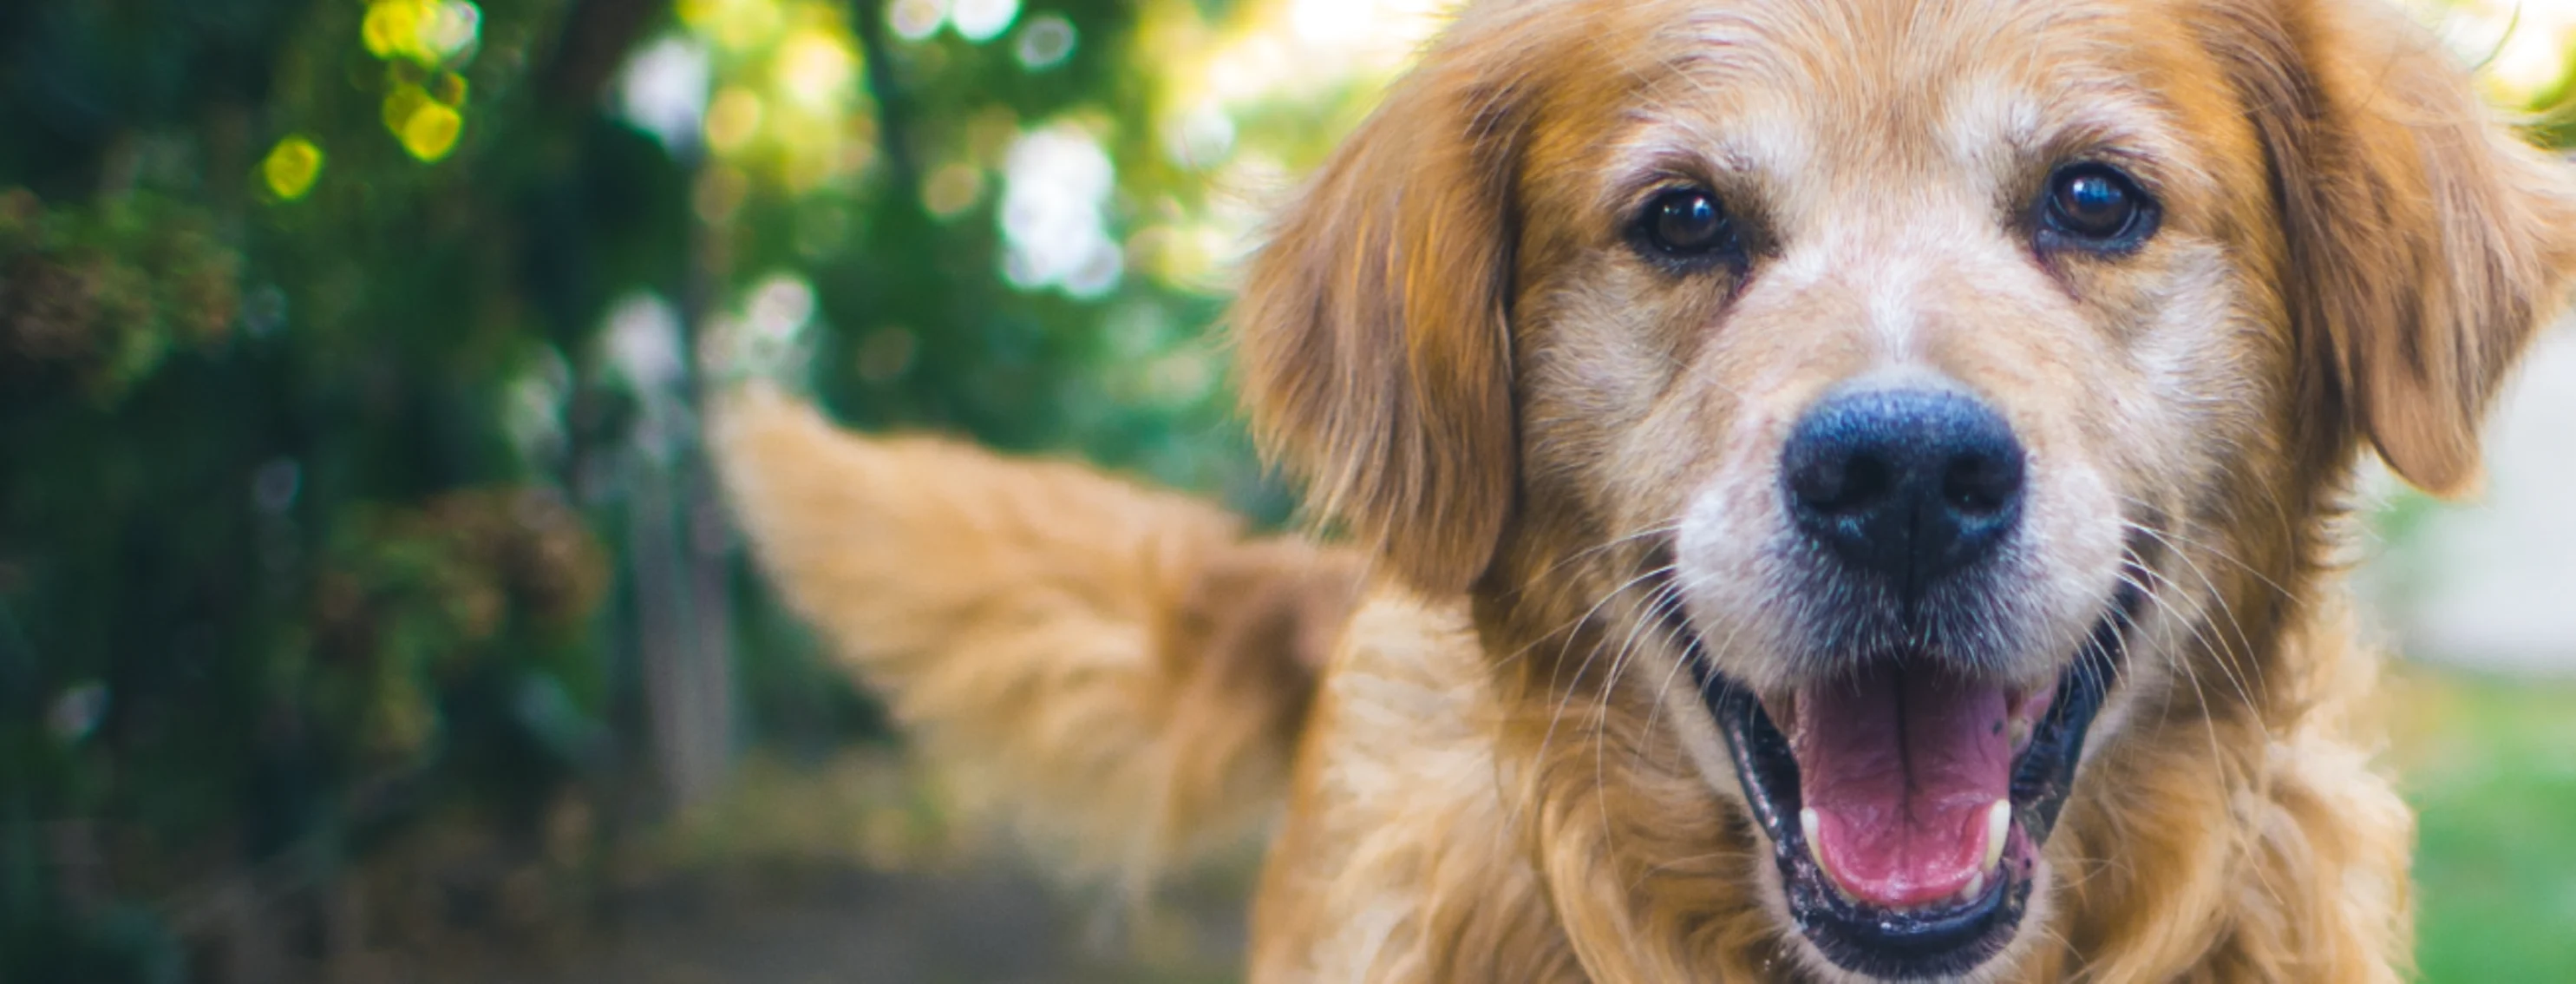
[2039,164,2156,251]
[1640,188,1738,260]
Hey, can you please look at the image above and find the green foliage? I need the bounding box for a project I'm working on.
[0,191,242,400]
[0,0,1337,974]
[2396,670,2576,981]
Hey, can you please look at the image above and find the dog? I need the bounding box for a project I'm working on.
[714,0,2576,978]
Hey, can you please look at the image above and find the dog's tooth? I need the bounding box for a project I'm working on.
[1982,800,2011,872]
[1801,808,1824,869]
[1961,869,1985,902]
[1800,808,1868,904]
[2007,717,2031,750]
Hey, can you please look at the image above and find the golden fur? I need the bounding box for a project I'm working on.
[716,0,2576,980]
[714,392,1365,893]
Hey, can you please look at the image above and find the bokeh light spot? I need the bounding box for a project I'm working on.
[887,0,947,41]
[362,0,482,66]
[922,161,983,217]
[615,36,712,154]
[1000,121,1121,297]
[1014,13,1076,70]
[363,0,422,58]
[2439,0,2576,106]
[399,102,465,161]
[704,87,766,154]
[775,29,858,109]
[47,683,109,745]
[745,273,818,338]
[378,79,469,161]
[680,0,785,52]
[261,135,325,200]
[603,292,687,398]
[1163,102,1234,168]
[950,0,1019,43]
[420,1,482,61]
[701,274,822,384]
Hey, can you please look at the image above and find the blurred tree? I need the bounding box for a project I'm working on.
[1,0,654,976]
[0,0,1446,975]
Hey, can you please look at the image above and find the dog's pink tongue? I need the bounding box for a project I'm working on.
[1791,666,2010,909]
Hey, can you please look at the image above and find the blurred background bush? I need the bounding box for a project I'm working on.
[0,0,2568,981]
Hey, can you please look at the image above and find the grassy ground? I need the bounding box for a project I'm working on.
[394,664,2574,982]
[2390,666,2576,981]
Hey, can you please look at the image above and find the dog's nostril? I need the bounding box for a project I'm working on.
[1941,451,2023,516]
[1792,451,1897,515]
[1779,386,2028,595]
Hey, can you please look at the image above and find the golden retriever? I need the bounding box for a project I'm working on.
[714,0,2576,979]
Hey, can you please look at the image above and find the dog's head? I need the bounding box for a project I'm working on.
[1237,0,2576,978]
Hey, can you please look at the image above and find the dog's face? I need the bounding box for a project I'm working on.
[1239,0,2576,979]
[1517,9,2236,973]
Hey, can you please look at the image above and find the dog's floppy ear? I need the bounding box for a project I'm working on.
[1231,23,1537,594]
[2218,0,2576,495]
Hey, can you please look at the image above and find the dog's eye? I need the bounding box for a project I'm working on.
[1639,188,1739,259]
[2038,164,2156,250]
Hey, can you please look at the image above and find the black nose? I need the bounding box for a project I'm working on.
[1781,387,2026,599]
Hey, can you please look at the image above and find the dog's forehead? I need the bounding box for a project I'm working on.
[1544,0,2222,200]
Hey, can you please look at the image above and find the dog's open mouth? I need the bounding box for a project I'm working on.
[1664,587,2138,980]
